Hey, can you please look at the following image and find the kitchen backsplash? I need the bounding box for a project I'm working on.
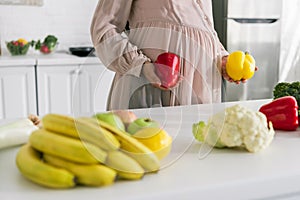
[0,0,98,53]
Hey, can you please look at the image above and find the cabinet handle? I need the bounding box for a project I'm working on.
[227,18,279,24]
[71,69,82,75]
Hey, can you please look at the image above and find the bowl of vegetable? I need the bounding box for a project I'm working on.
[34,35,58,55]
[6,38,31,56]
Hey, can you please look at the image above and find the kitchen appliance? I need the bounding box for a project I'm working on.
[214,0,282,101]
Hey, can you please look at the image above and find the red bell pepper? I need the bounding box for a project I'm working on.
[259,96,299,131]
[154,52,180,89]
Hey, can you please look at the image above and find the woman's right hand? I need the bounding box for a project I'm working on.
[142,62,172,90]
[142,62,163,89]
[142,62,160,86]
[142,62,182,90]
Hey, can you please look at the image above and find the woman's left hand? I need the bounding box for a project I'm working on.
[221,56,258,84]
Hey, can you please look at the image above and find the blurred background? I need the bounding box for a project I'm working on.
[0,0,299,101]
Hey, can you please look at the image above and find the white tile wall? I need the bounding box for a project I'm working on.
[0,0,99,53]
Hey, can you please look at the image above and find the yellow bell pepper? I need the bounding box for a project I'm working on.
[132,127,172,160]
[226,51,256,81]
[17,38,28,45]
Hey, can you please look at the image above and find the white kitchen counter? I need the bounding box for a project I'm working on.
[0,51,102,67]
[1,99,300,200]
[0,54,36,67]
[35,52,101,66]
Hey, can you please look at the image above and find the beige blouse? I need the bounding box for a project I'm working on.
[90,0,228,110]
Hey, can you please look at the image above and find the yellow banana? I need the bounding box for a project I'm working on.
[43,154,117,186]
[105,151,144,180]
[29,129,107,164]
[16,144,76,189]
[79,117,120,148]
[96,120,160,173]
[42,113,120,151]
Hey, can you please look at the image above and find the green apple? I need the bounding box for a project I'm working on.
[127,118,160,135]
[93,112,125,131]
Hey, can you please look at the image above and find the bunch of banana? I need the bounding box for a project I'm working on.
[42,114,120,151]
[80,117,161,172]
[16,128,117,188]
[16,144,76,189]
[15,112,162,189]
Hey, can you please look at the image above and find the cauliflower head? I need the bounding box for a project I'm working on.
[193,104,275,153]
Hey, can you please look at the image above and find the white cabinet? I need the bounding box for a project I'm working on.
[0,54,114,119]
[37,64,114,117]
[0,66,37,119]
[37,65,77,116]
[72,64,114,117]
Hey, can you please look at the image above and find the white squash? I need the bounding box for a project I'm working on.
[0,118,38,150]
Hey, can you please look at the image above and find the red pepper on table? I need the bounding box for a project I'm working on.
[259,96,299,131]
[154,52,180,89]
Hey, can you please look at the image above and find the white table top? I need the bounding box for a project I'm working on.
[1,99,300,200]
